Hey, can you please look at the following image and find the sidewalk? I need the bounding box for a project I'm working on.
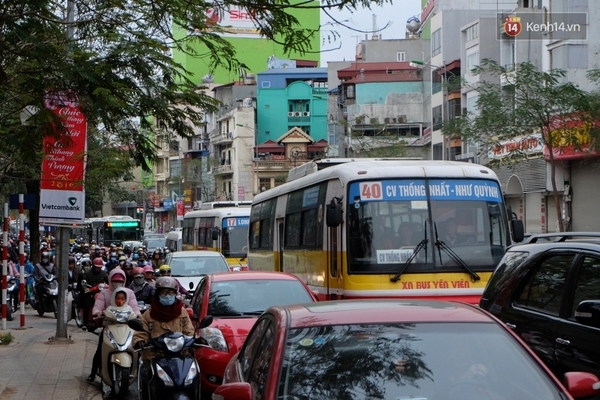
[0,309,106,400]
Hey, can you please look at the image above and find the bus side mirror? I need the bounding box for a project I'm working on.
[326,202,342,227]
[211,228,219,240]
[511,219,524,243]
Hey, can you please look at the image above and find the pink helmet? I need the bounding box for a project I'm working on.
[143,265,154,274]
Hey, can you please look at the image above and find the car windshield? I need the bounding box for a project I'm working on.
[278,322,563,400]
[208,279,313,316]
[168,256,229,277]
[145,238,166,249]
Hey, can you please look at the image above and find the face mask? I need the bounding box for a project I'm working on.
[159,295,176,306]
[112,282,124,288]
[133,277,145,285]
[115,298,126,307]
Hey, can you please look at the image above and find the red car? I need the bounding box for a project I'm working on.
[213,300,600,400]
[188,271,317,396]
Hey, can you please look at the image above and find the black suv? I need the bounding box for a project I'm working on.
[480,232,600,383]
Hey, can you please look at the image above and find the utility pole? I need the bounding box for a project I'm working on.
[53,0,76,341]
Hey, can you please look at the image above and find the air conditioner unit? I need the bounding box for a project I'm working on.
[384,117,397,124]
[294,111,302,117]
[398,115,407,123]
[288,112,295,117]
[303,111,310,117]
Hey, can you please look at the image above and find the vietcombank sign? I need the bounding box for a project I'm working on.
[39,94,87,224]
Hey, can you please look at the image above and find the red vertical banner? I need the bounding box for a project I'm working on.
[177,200,184,221]
[39,95,87,224]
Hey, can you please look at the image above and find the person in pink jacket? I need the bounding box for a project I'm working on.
[92,267,141,317]
[88,268,141,384]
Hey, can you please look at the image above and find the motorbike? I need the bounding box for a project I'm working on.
[129,316,213,400]
[31,274,59,318]
[78,280,107,332]
[98,305,139,400]
[5,275,19,321]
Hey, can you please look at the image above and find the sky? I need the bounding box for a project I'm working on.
[319,0,422,66]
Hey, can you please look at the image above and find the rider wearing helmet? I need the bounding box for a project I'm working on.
[151,250,163,270]
[143,265,156,286]
[158,265,188,295]
[133,277,194,367]
[33,251,58,306]
[128,267,155,304]
[88,268,142,384]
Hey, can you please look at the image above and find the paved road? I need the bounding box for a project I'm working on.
[0,305,139,399]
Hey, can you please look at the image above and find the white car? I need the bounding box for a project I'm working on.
[163,250,230,291]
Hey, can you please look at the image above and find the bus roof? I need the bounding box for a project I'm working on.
[254,159,500,203]
[183,207,251,219]
[195,201,252,210]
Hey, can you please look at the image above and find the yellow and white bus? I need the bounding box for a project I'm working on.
[182,207,251,270]
[248,159,524,303]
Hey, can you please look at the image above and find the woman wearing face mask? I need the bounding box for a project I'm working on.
[87,268,142,383]
[133,277,194,390]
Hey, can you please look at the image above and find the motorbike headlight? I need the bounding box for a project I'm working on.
[201,327,229,352]
[184,360,199,386]
[164,335,185,352]
[107,330,133,352]
[155,364,174,387]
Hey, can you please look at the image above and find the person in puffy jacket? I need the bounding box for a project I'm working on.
[87,268,141,383]
[128,267,155,305]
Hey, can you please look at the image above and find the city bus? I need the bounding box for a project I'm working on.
[248,159,524,303]
[182,207,251,270]
[88,215,144,246]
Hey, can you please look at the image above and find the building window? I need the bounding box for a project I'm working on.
[345,84,355,99]
[170,159,182,178]
[259,178,272,192]
[466,50,479,73]
[465,23,479,42]
[432,29,441,57]
[432,70,442,94]
[261,81,271,88]
[432,105,442,131]
[396,51,406,62]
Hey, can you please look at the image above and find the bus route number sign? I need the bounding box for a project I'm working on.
[360,182,383,201]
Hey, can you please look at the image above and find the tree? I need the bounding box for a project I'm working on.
[0,0,392,257]
[444,60,600,232]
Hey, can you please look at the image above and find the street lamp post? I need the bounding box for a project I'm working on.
[410,59,455,161]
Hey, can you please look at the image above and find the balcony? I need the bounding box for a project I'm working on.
[213,162,233,175]
[287,115,310,125]
[211,132,233,145]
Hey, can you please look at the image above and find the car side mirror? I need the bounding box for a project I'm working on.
[574,300,600,328]
[511,219,524,243]
[199,315,213,329]
[212,228,219,241]
[189,282,194,290]
[326,202,342,227]
[212,382,253,400]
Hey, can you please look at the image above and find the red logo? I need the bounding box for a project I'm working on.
[504,16,522,36]
[206,8,221,26]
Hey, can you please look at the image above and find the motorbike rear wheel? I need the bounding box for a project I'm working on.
[112,365,130,400]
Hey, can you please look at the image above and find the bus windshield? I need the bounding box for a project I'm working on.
[222,216,250,257]
[347,178,508,275]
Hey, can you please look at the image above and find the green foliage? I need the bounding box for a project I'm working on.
[444,60,600,162]
[444,59,600,231]
[0,332,14,345]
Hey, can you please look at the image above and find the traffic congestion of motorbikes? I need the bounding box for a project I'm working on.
[2,236,203,400]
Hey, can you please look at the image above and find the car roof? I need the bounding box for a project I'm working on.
[269,300,494,328]
[209,271,302,282]
[169,250,224,258]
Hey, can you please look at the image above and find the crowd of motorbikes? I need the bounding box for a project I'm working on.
[1,241,210,400]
